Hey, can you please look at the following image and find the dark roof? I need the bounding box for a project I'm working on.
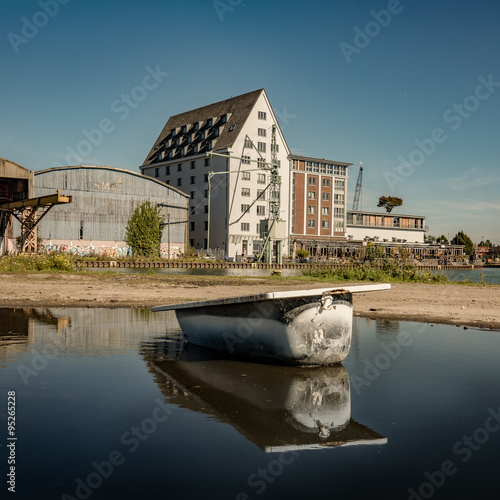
[291,154,352,167]
[142,89,264,167]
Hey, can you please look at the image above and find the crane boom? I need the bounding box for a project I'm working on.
[352,165,363,211]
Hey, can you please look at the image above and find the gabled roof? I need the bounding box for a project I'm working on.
[142,89,264,167]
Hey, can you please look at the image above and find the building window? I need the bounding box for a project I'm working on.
[334,208,344,218]
[257,158,266,168]
[321,220,330,229]
[177,178,182,187]
[308,177,316,186]
[292,160,298,170]
[322,178,331,187]
[171,128,176,136]
[322,192,330,201]
[241,223,250,231]
[187,135,192,144]
[204,221,208,230]
[320,163,327,174]
[335,220,344,230]
[193,123,199,131]
[334,194,345,204]
[190,176,196,184]
[258,111,267,120]
[204,158,210,167]
[213,128,219,137]
[335,179,345,190]
[334,165,340,175]
[206,141,212,150]
[258,128,266,137]
[257,173,266,184]
[242,155,251,164]
[190,161,196,169]
[229,124,236,131]
[190,222,195,231]
[241,188,250,197]
[181,125,187,134]
[207,118,213,127]
[256,205,265,216]
[244,138,253,148]
[307,220,315,228]
[257,142,266,153]
[327,164,333,174]
[192,145,198,154]
[177,163,182,171]
[200,132,205,140]
[165,180,170,185]
[313,162,319,173]
[257,189,265,200]
[190,191,195,200]
[204,205,208,214]
[166,166,170,175]
[242,171,251,180]
[241,204,250,212]
[154,168,159,178]
[204,189,208,197]
[322,207,330,215]
[221,114,227,124]
[204,174,209,182]
[308,206,316,214]
[308,191,316,200]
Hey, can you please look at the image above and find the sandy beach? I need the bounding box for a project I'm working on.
[1,272,500,330]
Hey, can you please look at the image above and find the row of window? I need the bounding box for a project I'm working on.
[307,192,345,203]
[241,204,266,216]
[307,207,345,217]
[307,178,345,189]
[154,158,211,178]
[171,115,227,138]
[306,220,345,229]
[292,160,348,176]
[243,140,279,153]
[240,171,266,183]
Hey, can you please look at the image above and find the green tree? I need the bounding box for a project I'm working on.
[451,230,474,255]
[437,234,448,243]
[377,196,403,213]
[125,201,164,257]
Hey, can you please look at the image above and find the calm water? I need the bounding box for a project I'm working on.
[1,308,500,499]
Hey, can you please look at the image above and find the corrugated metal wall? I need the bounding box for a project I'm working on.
[34,166,188,244]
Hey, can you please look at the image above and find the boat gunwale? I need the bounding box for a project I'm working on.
[151,284,391,312]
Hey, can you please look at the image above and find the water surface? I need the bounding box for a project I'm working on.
[1,308,499,499]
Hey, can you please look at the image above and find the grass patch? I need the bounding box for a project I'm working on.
[0,253,74,272]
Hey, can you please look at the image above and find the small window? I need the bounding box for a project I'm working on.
[171,128,176,136]
[191,161,196,169]
[257,142,266,153]
[257,173,266,184]
[229,124,235,131]
[242,171,251,180]
[271,143,279,153]
[321,220,330,229]
[200,132,205,140]
[306,162,312,172]
[187,135,192,144]
[322,192,330,201]
[221,114,227,124]
[213,128,219,137]
[241,204,250,212]
[190,221,195,231]
[207,118,213,127]
[206,141,212,150]
[204,174,209,182]
[154,168,159,178]
[308,191,316,200]
[192,145,198,154]
[258,128,266,137]
[204,158,210,167]
[166,166,170,175]
[177,178,182,187]
[258,111,267,120]
[181,125,187,134]
[256,205,265,216]
[313,162,319,173]
[190,176,196,184]
[308,177,316,186]
[241,223,250,231]
[204,205,208,214]
[257,158,266,168]
[244,138,253,148]
[193,123,199,131]
[257,189,265,200]
[190,191,195,200]
[322,178,331,188]
[307,220,316,228]
[322,207,330,215]
[177,163,182,171]
[242,156,251,165]
[308,206,316,214]
[241,188,251,197]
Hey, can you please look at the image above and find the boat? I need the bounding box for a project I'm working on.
[142,340,388,452]
[152,284,390,366]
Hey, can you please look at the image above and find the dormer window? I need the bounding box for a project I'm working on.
[171,128,176,136]
[181,125,187,134]
[221,114,227,124]
[193,123,199,131]
[207,118,213,127]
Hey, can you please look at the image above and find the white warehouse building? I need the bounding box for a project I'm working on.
[140,89,291,261]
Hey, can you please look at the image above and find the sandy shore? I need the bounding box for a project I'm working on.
[1,273,500,330]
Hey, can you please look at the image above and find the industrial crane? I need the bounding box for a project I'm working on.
[352,163,363,211]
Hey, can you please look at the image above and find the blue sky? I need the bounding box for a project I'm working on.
[2,0,499,243]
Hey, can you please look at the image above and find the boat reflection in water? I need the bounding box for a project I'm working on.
[142,337,387,452]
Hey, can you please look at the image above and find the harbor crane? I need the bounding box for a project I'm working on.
[352,163,363,211]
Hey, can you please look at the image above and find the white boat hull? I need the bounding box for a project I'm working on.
[153,284,391,366]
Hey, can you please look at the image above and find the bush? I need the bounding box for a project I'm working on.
[0,253,74,272]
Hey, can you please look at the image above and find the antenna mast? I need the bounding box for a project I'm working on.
[352,163,363,211]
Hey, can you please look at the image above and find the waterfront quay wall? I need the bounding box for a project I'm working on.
[76,261,482,271]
